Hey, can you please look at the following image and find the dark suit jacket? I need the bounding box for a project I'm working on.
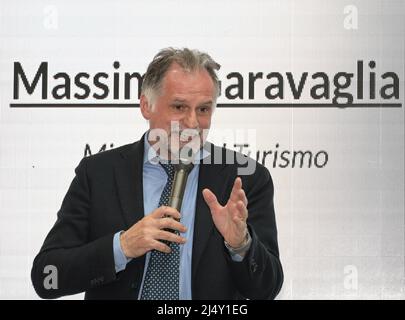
[31,135,283,300]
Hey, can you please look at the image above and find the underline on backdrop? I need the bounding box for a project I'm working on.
[9,103,403,108]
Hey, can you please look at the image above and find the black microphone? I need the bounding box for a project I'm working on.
[168,147,195,219]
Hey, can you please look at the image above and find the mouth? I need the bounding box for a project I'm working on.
[180,134,198,142]
[176,130,201,142]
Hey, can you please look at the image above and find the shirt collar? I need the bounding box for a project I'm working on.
[143,130,210,165]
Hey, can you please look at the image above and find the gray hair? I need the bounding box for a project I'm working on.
[141,47,221,108]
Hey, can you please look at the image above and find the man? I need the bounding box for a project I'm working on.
[31,48,283,300]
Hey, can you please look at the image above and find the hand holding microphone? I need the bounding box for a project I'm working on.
[120,146,195,258]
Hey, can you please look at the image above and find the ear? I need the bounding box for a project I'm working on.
[140,94,152,120]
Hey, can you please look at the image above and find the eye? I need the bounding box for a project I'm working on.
[172,104,186,112]
[198,106,211,114]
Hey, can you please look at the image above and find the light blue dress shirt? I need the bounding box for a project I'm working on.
[112,132,248,299]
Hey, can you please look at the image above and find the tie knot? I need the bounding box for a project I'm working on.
[160,162,175,177]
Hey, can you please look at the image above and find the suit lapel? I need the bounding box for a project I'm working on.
[192,144,227,281]
[114,136,145,228]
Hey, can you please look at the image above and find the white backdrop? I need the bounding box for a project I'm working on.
[0,0,404,299]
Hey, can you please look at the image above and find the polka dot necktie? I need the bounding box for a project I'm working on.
[140,162,180,300]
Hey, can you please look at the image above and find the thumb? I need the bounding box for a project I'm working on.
[202,188,221,213]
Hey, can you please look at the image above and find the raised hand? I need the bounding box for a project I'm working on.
[202,177,248,248]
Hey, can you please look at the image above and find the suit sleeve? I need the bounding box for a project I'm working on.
[31,157,117,299]
[225,164,284,299]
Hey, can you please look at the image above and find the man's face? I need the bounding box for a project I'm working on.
[140,63,216,160]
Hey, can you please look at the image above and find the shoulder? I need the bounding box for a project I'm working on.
[76,141,139,172]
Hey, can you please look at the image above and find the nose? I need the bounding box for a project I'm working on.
[183,110,199,129]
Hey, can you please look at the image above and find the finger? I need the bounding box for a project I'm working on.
[236,200,248,220]
[229,200,247,221]
[229,177,243,202]
[228,200,248,220]
[150,239,172,254]
[158,217,187,233]
[237,189,248,207]
[152,206,181,220]
[202,188,222,213]
[156,230,187,244]
[232,217,247,234]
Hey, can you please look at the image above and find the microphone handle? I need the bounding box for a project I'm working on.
[169,168,191,214]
